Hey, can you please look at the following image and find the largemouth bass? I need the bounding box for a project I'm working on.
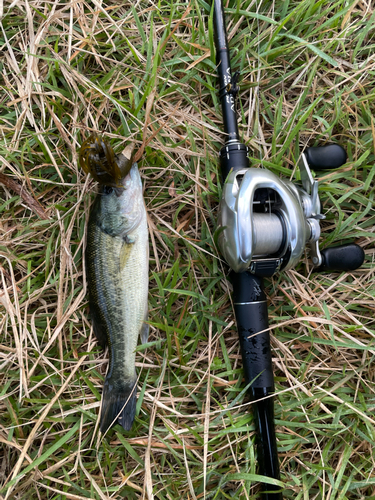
[82,136,148,433]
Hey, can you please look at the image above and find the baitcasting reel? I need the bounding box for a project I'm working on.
[218,144,364,276]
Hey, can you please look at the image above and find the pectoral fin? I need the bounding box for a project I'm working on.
[119,241,132,271]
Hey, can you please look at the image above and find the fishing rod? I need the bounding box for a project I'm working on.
[212,1,364,497]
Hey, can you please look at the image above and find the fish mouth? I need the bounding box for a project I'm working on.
[118,163,138,187]
[99,163,137,195]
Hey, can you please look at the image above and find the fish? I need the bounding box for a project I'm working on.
[81,135,149,433]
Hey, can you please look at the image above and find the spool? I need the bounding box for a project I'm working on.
[253,213,284,257]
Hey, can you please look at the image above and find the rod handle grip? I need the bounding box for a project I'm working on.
[231,272,274,389]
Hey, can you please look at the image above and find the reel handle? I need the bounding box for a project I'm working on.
[319,243,365,272]
[305,144,347,170]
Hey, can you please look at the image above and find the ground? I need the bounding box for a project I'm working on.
[0,1,374,499]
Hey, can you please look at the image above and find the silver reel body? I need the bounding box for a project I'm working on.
[218,154,323,275]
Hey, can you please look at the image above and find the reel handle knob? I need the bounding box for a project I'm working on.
[319,243,364,272]
[305,144,347,170]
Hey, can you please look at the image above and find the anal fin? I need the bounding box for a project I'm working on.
[140,312,149,344]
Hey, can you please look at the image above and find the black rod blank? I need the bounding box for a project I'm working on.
[213,0,240,143]
[213,0,249,180]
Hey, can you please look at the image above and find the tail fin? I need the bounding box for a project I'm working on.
[100,377,137,433]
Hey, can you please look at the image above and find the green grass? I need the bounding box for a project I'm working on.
[0,1,374,499]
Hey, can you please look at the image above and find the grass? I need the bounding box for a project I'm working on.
[0,0,374,499]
